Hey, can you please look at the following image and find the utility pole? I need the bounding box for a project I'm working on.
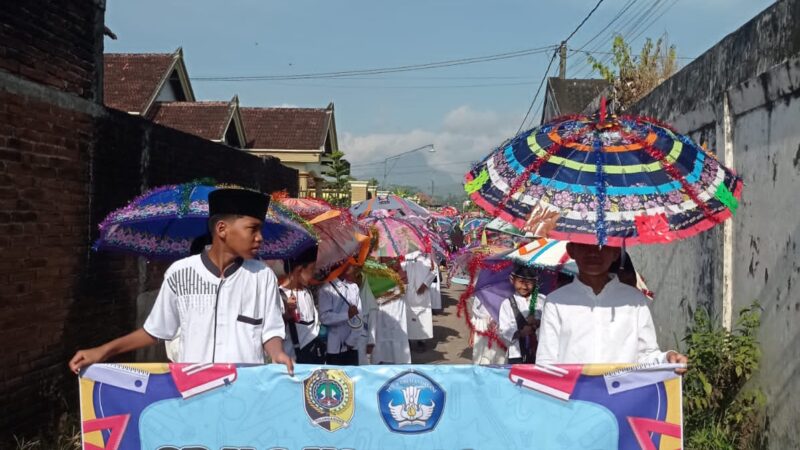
[558,41,567,79]
[430,180,435,200]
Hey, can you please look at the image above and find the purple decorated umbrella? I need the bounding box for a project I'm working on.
[470,257,570,322]
[94,182,317,260]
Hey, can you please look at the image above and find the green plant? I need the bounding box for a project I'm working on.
[323,151,352,207]
[683,303,767,450]
[588,34,677,111]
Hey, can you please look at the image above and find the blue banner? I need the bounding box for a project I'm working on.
[79,363,683,450]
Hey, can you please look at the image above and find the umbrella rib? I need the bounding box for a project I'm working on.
[626,129,717,222]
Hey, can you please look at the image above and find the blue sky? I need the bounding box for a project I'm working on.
[104,0,774,195]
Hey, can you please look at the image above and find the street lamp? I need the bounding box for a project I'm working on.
[382,144,435,189]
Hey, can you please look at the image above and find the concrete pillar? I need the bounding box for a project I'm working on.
[314,177,323,198]
[720,92,735,331]
[298,171,310,197]
[349,180,369,205]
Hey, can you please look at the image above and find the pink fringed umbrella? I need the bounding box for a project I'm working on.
[359,215,431,258]
[279,197,369,273]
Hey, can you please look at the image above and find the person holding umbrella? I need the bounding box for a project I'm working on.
[280,245,326,364]
[498,264,544,364]
[318,263,363,366]
[536,243,687,372]
[69,189,294,374]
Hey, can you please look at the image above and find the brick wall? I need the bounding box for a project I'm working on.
[0,0,104,101]
[0,1,298,439]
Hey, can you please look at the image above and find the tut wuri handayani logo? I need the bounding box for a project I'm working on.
[377,370,445,434]
[303,369,355,432]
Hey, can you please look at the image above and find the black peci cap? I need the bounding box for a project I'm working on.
[208,188,270,220]
[511,263,539,280]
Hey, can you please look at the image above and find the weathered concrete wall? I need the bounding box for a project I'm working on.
[628,1,800,447]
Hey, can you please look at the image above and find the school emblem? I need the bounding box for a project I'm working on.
[377,370,445,434]
[303,369,355,432]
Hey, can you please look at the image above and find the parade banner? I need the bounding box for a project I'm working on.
[79,363,683,450]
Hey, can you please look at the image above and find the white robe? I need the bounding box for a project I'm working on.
[361,279,411,364]
[430,261,443,310]
[402,252,434,340]
[358,282,375,365]
[470,296,506,365]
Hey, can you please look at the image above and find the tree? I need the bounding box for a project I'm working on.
[588,34,678,111]
[390,186,414,198]
[323,151,351,206]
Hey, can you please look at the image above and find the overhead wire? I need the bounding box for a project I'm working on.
[193,45,558,82]
[571,0,657,77]
[515,0,607,134]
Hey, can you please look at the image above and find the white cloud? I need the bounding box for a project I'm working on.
[341,105,518,194]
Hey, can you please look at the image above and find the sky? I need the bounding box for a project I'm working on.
[104,0,774,196]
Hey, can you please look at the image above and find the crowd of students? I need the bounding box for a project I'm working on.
[69,188,687,377]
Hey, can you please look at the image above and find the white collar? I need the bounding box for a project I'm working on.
[572,274,620,296]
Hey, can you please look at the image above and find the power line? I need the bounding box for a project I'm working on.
[517,50,558,135]
[586,0,672,74]
[573,0,639,52]
[563,0,609,43]
[629,0,680,45]
[570,47,695,61]
[261,80,539,90]
[571,0,656,77]
[516,0,607,134]
[351,158,476,169]
[193,45,558,82]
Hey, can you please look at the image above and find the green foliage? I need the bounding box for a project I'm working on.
[389,186,414,198]
[683,303,767,450]
[588,34,678,111]
[323,151,352,207]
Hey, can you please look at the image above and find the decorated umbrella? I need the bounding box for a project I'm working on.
[360,215,431,258]
[94,183,317,260]
[507,238,653,299]
[350,193,430,219]
[278,197,370,275]
[430,214,455,231]
[505,238,578,275]
[462,217,489,234]
[400,215,450,260]
[485,216,527,238]
[437,205,459,217]
[464,107,743,246]
[448,243,512,285]
[456,251,573,350]
[362,259,405,299]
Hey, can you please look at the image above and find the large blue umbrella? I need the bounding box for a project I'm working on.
[94,183,317,260]
[465,111,743,246]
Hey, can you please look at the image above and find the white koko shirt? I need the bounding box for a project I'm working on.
[498,293,545,359]
[280,287,320,355]
[536,276,669,365]
[318,278,363,355]
[144,251,285,364]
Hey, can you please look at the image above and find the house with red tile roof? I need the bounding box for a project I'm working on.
[150,96,246,148]
[103,49,359,197]
[104,48,195,116]
[241,103,341,197]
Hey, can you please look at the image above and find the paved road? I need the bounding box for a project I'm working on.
[411,283,472,364]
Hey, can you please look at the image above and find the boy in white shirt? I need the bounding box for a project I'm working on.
[498,264,544,364]
[69,189,293,374]
[319,264,363,366]
[536,243,686,372]
[280,245,325,364]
